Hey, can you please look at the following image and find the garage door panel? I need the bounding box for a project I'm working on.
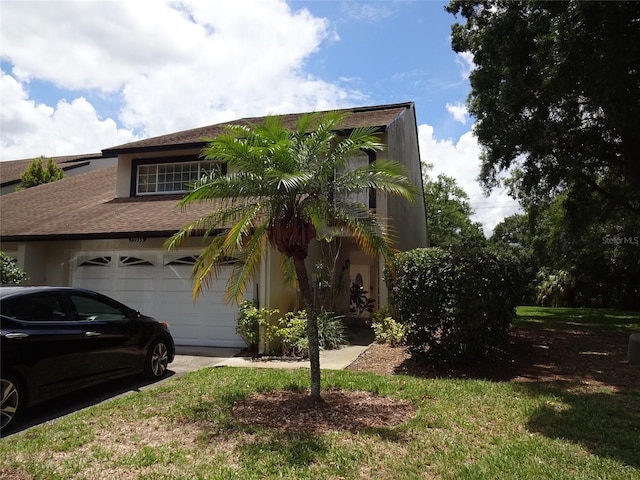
[72,266,112,293]
[73,251,247,347]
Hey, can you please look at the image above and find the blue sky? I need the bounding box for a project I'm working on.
[0,0,519,234]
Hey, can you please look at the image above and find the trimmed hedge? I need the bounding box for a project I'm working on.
[386,247,522,366]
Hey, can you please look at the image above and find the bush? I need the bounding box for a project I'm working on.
[386,247,522,366]
[317,310,347,351]
[0,252,28,285]
[236,301,279,350]
[535,268,574,307]
[266,310,308,357]
[371,307,405,346]
[237,303,347,357]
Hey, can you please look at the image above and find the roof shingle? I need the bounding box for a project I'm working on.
[103,102,412,154]
[0,166,216,240]
[0,102,413,240]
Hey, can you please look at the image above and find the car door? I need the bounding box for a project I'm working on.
[65,291,143,380]
[0,291,90,400]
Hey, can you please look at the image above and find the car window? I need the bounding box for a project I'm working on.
[1,293,69,321]
[68,294,129,321]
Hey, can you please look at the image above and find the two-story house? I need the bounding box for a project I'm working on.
[0,102,427,348]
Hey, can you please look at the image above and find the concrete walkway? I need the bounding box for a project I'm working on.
[171,329,373,375]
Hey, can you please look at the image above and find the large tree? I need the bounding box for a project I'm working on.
[166,112,416,399]
[423,167,485,248]
[447,1,640,211]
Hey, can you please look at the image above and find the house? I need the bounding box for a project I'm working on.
[0,102,427,348]
[0,153,117,195]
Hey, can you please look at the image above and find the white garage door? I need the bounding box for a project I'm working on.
[71,251,248,347]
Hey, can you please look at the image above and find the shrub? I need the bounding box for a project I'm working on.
[266,310,308,357]
[238,304,347,357]
[371,307,405,346]
[0,252,28,285]
[236,301,279,350]
[386,247,522,366]
[349,282,375,317]
[535,268,574,307]
[317,310,347,351]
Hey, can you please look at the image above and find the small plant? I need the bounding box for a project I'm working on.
[350,282,374,317]
[236,301,279,351]
[317,310,347,351]
[267,310,308,357]
[371,308,405,346]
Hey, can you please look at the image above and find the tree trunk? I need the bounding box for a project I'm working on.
[293,256,322,401]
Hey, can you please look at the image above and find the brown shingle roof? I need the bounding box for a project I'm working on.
[0,153,106,186]
[0,166,216,240]
[1,102,413,241]
[103,102,413,155]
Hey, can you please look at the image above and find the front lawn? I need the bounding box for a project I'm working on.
[1,307,639,479]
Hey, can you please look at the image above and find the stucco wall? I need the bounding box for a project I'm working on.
[385,104,428,252]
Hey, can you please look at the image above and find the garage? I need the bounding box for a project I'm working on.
[71,251,248,347]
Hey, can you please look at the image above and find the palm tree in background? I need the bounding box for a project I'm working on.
[166,111,416,399]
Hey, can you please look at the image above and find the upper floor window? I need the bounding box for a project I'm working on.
[136,160,220,195]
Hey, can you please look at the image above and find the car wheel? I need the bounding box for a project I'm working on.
[144,339,169,379]
[1,374,23,431]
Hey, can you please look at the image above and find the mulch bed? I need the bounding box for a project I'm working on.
[347,326,640,392]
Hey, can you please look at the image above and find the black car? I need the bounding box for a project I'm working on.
[0,286,175,430]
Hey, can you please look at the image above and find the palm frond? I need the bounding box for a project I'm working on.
[329,199,398,266]
[225,225,268,303]
[280,255,297,288]
[333,159,417,201]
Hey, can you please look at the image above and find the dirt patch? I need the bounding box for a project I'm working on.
[232,389,416,433]
[348,326,640,393]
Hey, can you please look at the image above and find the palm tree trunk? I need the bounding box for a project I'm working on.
[293,257,322,401]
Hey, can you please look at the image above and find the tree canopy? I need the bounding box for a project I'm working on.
[423,166,484,247]
[447,1,640,212]
[166,112,416,399]
[17,156,65,190]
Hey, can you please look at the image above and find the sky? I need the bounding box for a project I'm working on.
[0,0,521,236]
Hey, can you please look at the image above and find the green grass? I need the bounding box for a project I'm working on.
[1,307,639,479]
[516,305,640,331]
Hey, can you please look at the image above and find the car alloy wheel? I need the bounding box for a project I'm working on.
[145,340,169,379]
[1,375,22,430]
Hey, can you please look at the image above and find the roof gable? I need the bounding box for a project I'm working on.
[103,102,413,155]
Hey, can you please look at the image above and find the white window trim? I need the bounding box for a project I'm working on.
[136,160,216,195]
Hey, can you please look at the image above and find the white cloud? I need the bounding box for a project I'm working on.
[418,124,521,237]
[339,3,394,24]
[455,51,475,79]
[0,0,360,157]
[0,72,134,159]
[446,102,468,124]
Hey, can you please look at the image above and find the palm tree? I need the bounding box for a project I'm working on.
[166,111,416,399]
